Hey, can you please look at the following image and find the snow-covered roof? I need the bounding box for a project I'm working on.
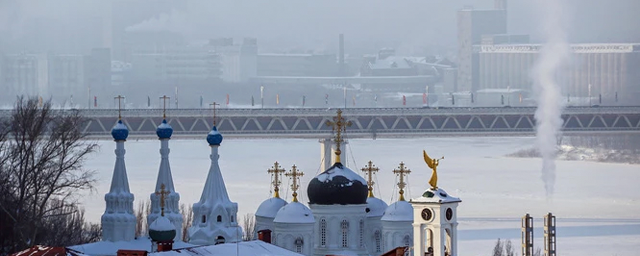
[255,197,287,218]
[315,164,366,184]
[273,201,315,224]
[381,200,413,222]
[69,238,194,256]
[151,240,303,256]
[369,56,412,70]
[366,197,388,217]
[150,216,175,231]
[410,188,461,204]
[11,246,88,256]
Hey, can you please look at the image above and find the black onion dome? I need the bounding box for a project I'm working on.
[307,163,368,205]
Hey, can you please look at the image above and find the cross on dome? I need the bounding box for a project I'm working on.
[159,95,170,119]
[325,109,352,163]
[155,184,170,216]
[267,161,286,198]
[114,95,125,120]
[393,162,411,201]
[361,160,379,198]
[209,102,220,126]
[285,164,304,202]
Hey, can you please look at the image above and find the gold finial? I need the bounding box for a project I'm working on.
[423,150,444,190]
[155,184,170,216]
[267,161,286,198]
[361,161,379,198]
[285,164,304,202]
[325,109,352,163]
[114,95,125,120]
[393,162,411,201]
[209,102,220,126]
[159,95,170,119]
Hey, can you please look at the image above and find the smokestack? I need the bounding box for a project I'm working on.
[339,34,345,76]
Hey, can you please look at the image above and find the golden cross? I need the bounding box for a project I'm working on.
[285,164,304,202]
[393,162,411,201]
[267,161,286,198]
[159,95,170,119]
[155,184,170,216]
[325,109,352,163]
[361,161,379,198]
[114,95,125,120]
[209,102,220,126]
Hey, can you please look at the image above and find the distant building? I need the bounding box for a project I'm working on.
[257,53,336,77]
[209,37,257,83]
[478,43,640,103]
[130,47,221,82]
[361,49,417,77]
[48,54,85,103]
[456,1,508,92]
[1,53,49,99]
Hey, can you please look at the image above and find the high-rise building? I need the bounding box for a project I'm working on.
[1,53,49,99]
[457,2,507,92]
[48,54,85,103]
[209,38,258,83]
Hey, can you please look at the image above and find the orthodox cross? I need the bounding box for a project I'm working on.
[393,162,411,201]
[285,164,304,202]
[267,161,286,198]
[155,184,170,216]
[361,160,379,198]
[159,95,170,119]
[209,102,220,126]
[325,109,351,163]
[114,95,125,120]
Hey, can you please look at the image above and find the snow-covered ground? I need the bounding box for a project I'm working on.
[80,137,640,256]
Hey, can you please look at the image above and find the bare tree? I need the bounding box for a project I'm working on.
[533,247,542,256]
[504,240,514,256]
[135,200,149,237]
[180,203,193,242]
[0,97,98,255]
[492,238,504,256]
[242,213,256,241]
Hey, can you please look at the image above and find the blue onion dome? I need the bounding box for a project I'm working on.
[206,126,223,146]
[156,119,173,139]
[307,162,368,205]
[111,120,129,141]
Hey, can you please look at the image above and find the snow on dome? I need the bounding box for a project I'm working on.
[381,200,414,222]
[307,163,368,205]
[411,187,461,204]
[366,197,388,217]
[111,120,129,141]
[256,197,288,218]
[273,202,315,223]
[156,119,173,139]
[150,216,175,231]
[206,126,223,146]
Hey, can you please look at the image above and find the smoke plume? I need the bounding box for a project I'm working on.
[531,0,570,197]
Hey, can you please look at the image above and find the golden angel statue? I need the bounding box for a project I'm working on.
[423,150,444,190]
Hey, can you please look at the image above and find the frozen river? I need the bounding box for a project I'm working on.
[81,137,640,256]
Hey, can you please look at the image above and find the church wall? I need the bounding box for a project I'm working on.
[309,204,369,256]
[274,222,314,256]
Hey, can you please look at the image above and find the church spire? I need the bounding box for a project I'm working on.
[285,164,304,202]
[149,95,183,240]
[102,97,135,242]
[393,162,411,201]
[361,160,379,198]
[325,109,352,163]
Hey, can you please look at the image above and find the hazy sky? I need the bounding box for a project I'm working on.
[1,0,639,56]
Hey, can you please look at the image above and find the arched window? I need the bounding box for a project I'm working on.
[217,215,222,222]
[202,215,206,223]
[359,219,364,248]
[341,220,349,248]
[231,215,234,223]
[320,219,327,246]
[295,237,304,253]
[403,235,411,247]
[374,230,382,253]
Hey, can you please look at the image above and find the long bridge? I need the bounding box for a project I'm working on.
[5,106,634,139]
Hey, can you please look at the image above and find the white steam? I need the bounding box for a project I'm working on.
[532,0,570,197]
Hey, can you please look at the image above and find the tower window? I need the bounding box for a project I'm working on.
[359,219,364,248]
[403,235,411,247]
[231,215,234,222]
[202,215,206,223]
[217,215,222,222]
[341,220,349,248]
[374,230,381,253]
[320,219,327,246]
[295,237,304,253]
